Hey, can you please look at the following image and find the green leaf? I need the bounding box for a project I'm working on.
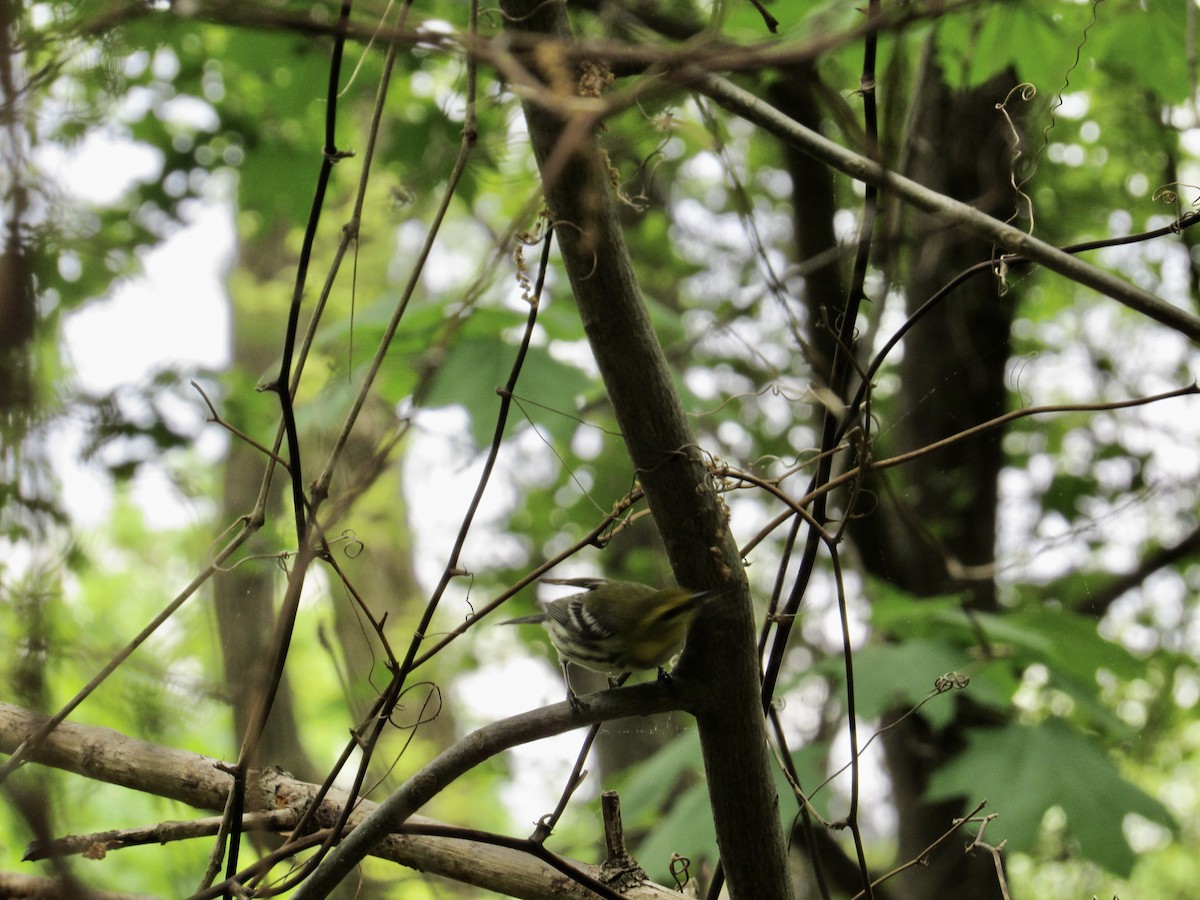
[937,0,1188,105]
[828,639,974,729]
[1090,0,1190,104]
[968,607,1144,735]
[1004,608,1143,683]
[617,730,704,826]
[636,778,716,881]
[866,580,967,636]
[425,333,595,449]
[1041,471,1094,518]
[623,730,830,882]
[867,582,1145,733]
[927,720,1176,876]
[937,1,1078,90]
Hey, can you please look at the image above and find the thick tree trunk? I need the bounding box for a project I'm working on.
[770,66,847,393]
[500,4,793,898]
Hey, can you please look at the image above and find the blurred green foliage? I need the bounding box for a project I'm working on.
[3,0,1199,896]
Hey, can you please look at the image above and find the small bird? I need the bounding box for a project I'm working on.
[501,576,716,706]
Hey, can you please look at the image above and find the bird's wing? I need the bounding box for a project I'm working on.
[543,595,616,640]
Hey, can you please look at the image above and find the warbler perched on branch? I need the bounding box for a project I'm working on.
[501,577,717,705]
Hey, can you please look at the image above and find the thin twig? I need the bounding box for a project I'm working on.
[190,381,291,470]
[531,722,602,843]
[25,811,299,862]
[0,525,255,785]
[849,801,990,899]
[961,812,1011,900]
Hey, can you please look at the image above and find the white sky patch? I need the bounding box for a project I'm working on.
[43,123,237,530]
[52,190,235,531]
[61,197,234,388]
[453,653,594,830]
[37,130,164,207]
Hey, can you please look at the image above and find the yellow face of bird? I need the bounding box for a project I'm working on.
[615,586,712,670]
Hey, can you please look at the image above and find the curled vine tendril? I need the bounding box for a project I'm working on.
[996,82,1039,239]
[1153,182,1200,224]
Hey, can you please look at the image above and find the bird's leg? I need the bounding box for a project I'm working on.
[562,660,583,712]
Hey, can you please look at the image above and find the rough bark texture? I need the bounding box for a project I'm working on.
[500,3,792,898]
[852,62,1020,900]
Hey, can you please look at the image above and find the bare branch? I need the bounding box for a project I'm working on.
[691,73,1200,342]
[0,697,683,900]
[1073,522,1200,616]
[0,871,154,900]
[23,811,298,862]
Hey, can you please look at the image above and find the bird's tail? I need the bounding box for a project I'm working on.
[497,613,547,626]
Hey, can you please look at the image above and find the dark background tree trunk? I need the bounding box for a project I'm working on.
[214,220,317,780]
[851,59,1021,899]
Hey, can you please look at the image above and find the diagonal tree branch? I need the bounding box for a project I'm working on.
[1073,522,1200,617]
[280,677,687,897]
[691,72,1200,343]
